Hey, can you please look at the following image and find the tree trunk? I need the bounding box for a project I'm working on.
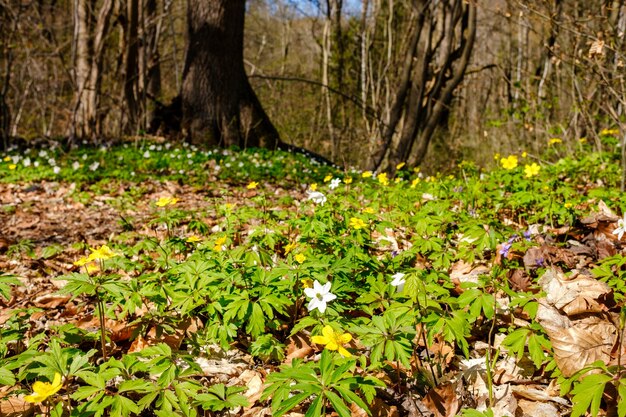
[181,0,279,149]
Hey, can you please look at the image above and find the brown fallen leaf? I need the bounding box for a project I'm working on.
[544,316,615,377]
[0,392,34,417]
[538,268,612,316]
[285,333,313,363]
[508,269,532,292]
[422,383,459,417]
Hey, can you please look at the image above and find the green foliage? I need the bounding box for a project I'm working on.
[3,140,626,416]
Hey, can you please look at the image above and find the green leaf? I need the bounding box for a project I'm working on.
[325,390,351,417]
[570,373,612,417]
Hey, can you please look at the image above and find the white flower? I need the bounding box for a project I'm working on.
[53,166,61,174]
[22,157,31,167]
[390,272,406,292]
[89,162,99,171]
[38,150,48,158]
[422,193,436,201]
[329,178,341,190]
[48,158,56,166]
[72,161,80,170]
[613,213,626,240]
[143,151,151,158]
[307,191,327,205]
[304,280,337,314]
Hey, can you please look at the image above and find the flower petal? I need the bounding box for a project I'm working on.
[337,346,352,357]
[338,333,352,344]
[312,335,329,345]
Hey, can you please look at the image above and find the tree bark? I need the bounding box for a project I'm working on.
[181,0,280,149]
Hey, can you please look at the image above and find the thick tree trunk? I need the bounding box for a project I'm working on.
[181,0,279,149]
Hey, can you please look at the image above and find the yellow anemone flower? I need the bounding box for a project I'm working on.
[500,155,518,170]
[156,196,178,207]
[294,253,306,264]
[343,177,353,184]
[186,236,201,243]
[548,138,562,145]
[361,171,373,178]
[88,245,117,261]
[246,181,258,189]
[362,207,375,214]
[323,175,332,183]
[311,325,352,357]
[524,163,540,178]
[396,162,406,170]
[349,217,367,230]
[213,236,227,251]
[377,173,389,186]
[24,373,63,403]
[309,183,318,191]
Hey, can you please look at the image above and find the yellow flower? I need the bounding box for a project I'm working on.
[213,236,227,251]
[396,162,406,170]
[413,167,421,173]
[349,217,367,230]
[284,242,297,255]
[24,373,63,403]
[343,177,352,185]
[8,164,16,170]
[362,207,375,214]
[600,128,619,136]
[311,325,352,357]
[310,183,318,191]
[3,156,10,162]
[85,245,118,262]
[410,178,420,189]
[156,196,178,207]
[579,137,587,143]
[521,151,528,158]
[493,153,500,161]
[247,181,258,189]
[394,178,402,184]
[548,138,562,145]
[186,236,201,243]
[377,172,389,186]
[564,202,573,209]
[323,175,332,183]
[301,278,313,288]
[294,253,306,264]
[74,257,90,267]
[361,171,373,178]
[524,163,540,178]
[500,155,518,170]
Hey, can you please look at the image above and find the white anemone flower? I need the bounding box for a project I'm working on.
[307,191,327,206]
[328,178,341,190]
[613,213,626,240]
[304,280,336,314]
[390,272,406,292]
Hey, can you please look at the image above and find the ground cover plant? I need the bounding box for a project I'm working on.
[2,134,626,417]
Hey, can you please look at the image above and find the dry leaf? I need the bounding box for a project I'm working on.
[544,316,615,377]
[285,333,313,363]
[0,393,34,417]
[538,268,612,316]
[515,399,560,417]
[423,383,460,417]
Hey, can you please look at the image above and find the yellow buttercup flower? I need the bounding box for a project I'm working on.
[521,151,527,158]
[24,373,63,403]
[247,181,258,189]
[548,138,562,145]
[349,217,367,230]
[361,171,373,178]
[311,325,352,357]
[500,155,518,170]
[396,162,406,170]
[524,163,540,178]
[3,156,10,162]
[8,164,16,170]
[309,183,318,191]
[294,253,306,264]
[343,177,352,185]
[410,178,420,189]
[377,172,389,186]
[564,202,573,209]
[324,175,332,183]
[156,196,178,207]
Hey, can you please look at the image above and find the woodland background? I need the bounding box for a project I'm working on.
[1,0,625,171]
